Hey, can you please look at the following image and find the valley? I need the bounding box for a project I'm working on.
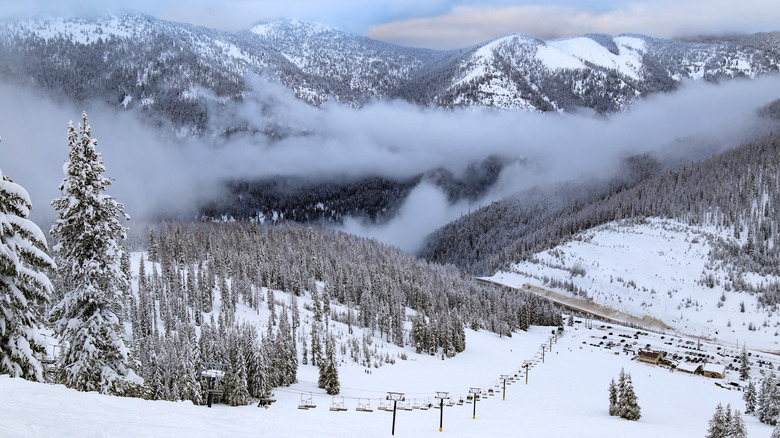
[2,7,780,438]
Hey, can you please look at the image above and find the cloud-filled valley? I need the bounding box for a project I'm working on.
[1,75,779,252]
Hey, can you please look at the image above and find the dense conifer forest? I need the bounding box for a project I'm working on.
[127,222,562,403]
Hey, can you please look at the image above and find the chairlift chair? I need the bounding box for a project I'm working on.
[356,398,373,412]
[378,400,392,411]
[329,396,348,412]
[298,392,316,410]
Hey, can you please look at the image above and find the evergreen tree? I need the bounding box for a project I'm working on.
[176,322,203,405]
[50,112,141,395]
[729,409,747,438]
[301,335,308,366]
[0,163,55,381]
[772,423,780,438]
[276,305,297,386]
[617,368,641,421]
[227,354,250,406]
[311,321,322,367]
[147,230,158,263]
[739,347,751,380]
[706,403,729,438]
[743,380,757,414]
[608,378,619,416]
[318,333,340,395]
[758,373,780,425]
[410,313,428,354]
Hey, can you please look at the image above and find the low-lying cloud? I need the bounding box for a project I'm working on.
[0,75,778,253]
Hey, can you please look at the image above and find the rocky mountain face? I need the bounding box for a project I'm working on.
[1,13,779,135]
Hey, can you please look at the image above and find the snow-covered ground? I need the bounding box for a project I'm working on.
[1,321,775,437]
[488,218,780,352]
[540,35,646,80]
[6,234,779,437]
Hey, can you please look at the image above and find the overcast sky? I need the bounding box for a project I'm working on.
[2,0,778,49]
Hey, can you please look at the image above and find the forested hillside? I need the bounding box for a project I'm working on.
[128,222,562,404]
[423,131,780,307]
[200,155,508,224]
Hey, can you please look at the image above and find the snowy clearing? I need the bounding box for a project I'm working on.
[1,322,775,437]
[489,218,780,352]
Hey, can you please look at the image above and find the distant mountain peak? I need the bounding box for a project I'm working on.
[250,18,345,39]
[0,13,778,133]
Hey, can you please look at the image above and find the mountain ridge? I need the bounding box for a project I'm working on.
[1,12,778,135]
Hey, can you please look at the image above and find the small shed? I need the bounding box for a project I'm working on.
[702,363,726,379]
[637,350,664,365]
[676,362,702,375]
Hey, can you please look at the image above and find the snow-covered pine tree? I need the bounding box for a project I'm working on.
[729,409,747,438]
[176,322,203,405]
[318,333,340,395]
[410,313,428,354]
[301,328,309,365]
[276,305,297,386]
[227,353,250,406]
[772,423,780,438]
[267,287,276,326]
[311,321,322,367]
[739,347,751,380]
[743,381,757,414]
[452,316,466,354]
[706,403,729,438]
[0,161,55,381]
[758,373,780,425]
[608,378,619,416]
[147,230,158,262]
[49,112,141,395]
[617,368,641,421]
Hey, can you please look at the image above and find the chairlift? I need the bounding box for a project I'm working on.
[378,400,393,411]
[457,397,465,406]
[199,361,230,408]
[420,400,431,411]
[329,396,348,412]
[399,400,413,411]
[298,392,316,410]
[356,398,373,412]
[412,399,422,410]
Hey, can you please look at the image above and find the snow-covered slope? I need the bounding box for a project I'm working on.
[2,320,776,437]
[488,218,780,352]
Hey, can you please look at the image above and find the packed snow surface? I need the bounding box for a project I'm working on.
[1,322,775,437]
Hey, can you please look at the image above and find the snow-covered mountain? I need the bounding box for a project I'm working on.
[0,13,778,134]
